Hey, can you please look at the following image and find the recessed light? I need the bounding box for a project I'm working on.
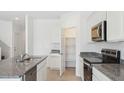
[15,17,19,20]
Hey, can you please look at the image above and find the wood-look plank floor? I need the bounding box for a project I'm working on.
[47,67,81,81]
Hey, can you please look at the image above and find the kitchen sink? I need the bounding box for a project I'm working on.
[16,58,31,62]
[16,55,45,66]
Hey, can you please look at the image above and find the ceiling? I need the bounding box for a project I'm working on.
[0,11,92,26]
[0,11,69,21]
[0,11,93,21]
[0,11,70,27]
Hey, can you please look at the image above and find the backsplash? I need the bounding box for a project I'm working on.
[85,42,124,59]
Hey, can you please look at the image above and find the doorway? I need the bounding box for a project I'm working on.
[60,27,76,76]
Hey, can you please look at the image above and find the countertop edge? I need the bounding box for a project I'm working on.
[93,66,113,81]
[23,56,48,74]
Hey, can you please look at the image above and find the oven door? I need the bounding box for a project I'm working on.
[84,62,92,81]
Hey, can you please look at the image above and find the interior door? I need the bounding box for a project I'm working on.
[60,29,65,76]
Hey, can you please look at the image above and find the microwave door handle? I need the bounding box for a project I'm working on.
[102,22,104,39]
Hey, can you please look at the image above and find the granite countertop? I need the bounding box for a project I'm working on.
[93,64,124,81]
[0,56,48,78]
[80,52,103,64]
[80,52,102,58]
[80,52,124,63]
[83,57,103,64]
[80,52,124,81]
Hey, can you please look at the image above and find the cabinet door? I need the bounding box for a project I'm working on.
[93,67,112,81]
[80,57,84,80]
[107,11,124,41]
[25,66,37,81]
[48,55,61,70]
[92,74,99,81]
[37,59,47,81]
[87,11,107,42]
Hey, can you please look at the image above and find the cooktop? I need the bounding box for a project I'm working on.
[83,49,120,64]
[84,57,103,64]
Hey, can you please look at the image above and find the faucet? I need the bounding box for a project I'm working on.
[16,53,30,62]
[20,53,30,61]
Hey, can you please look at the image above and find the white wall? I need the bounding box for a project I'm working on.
[80,12,93,51]
[61,12,81,28]
[64,28,76,38]
[25,15,34,55]
[12,21,25,57]
[33,19,60,55]
[0,20,13,58]
[0,20,12,48]
[83,42,124,59]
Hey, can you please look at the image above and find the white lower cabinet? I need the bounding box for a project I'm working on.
[80,57,84,80]
[92,74,99,81]
[92,67,112,81]
[37,58,47,81]
[47,54,61,70]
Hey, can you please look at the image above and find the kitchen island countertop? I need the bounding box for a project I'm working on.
[0,56,48,78]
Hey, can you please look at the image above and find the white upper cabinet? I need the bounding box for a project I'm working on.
[87,11,107,42]
[87,11,124,42]
[107,11,124,42]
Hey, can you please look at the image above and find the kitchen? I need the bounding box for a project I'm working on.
[80,11,124,81]
[0,11,124,81]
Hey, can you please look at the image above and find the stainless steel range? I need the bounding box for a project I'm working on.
[83,49,120,81]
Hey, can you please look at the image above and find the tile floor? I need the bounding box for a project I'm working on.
[47,67,82,81]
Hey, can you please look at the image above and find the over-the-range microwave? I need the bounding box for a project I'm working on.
[91,20,107,42]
